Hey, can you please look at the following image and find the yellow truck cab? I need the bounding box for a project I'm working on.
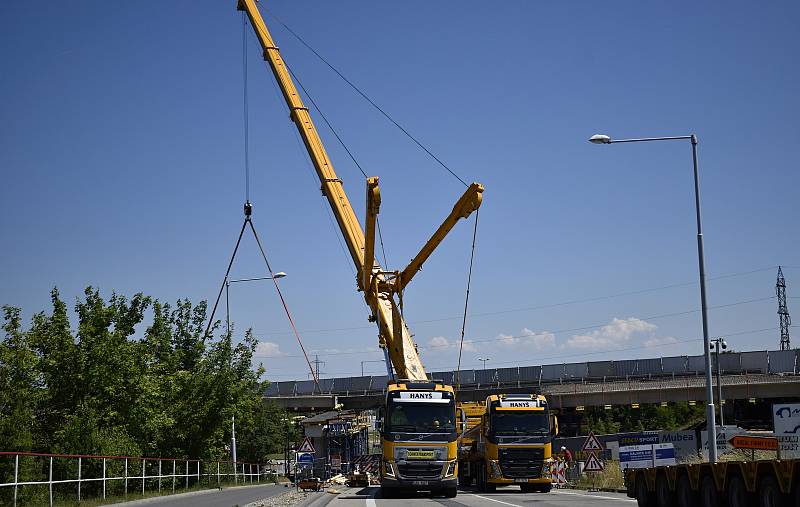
[459,393,557,493]
[380,380,458,498]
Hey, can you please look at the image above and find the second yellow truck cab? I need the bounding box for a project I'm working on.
[458,393,558,493]
[380,381,459,498]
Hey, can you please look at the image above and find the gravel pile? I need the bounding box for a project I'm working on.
[244,489,322,507]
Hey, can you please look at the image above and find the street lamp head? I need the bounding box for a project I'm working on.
[273,272,287,279]
[720,339,727,349]
[589,134,612,144]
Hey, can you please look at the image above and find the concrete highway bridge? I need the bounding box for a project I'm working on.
[264,349,800,411]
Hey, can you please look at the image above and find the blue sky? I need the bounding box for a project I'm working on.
[1,1,798,381]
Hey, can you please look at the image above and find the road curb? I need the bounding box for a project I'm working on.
[116,483,280,505]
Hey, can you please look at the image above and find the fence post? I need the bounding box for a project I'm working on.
[142,459,146,496]
[77,456,81,502]
[49,456,53,507]
[172,460,176,493]
[257,464,260,483]
[185,460,188,489]
[124,458,128,498]
[103,457,106,499]
[13,453,18,507]
[197,461,200,486]
[158,460,162,493]
[217,461,220,487]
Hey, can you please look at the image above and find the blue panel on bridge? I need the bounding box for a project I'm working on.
[295,380,316,395]
[541,364,564,381]
[264,382,280,396]
[638,358,663,376]
[740,351,768,373]
[587,361,614,378]
[350,376,372,392]
[429,371,455,384]
[768,350,796,373]
[614,359,638,377]
[458,369,476,385]
[718,352,742,373]
[564,362,588,378]
[687,355,705,373]
[497,367,519,383]
[277,381,296,395]
[519,366,541,382]
[476,368,497,385]
[318,378,335,394]
[371,375,389,391]
[662,356,687,374]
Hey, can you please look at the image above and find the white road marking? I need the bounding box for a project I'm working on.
[465,494,523,507]
[366,488,377,507]
[552,489,637,502]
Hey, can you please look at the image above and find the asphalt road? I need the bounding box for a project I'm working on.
[321,486,637,507]
[119,483,287,507]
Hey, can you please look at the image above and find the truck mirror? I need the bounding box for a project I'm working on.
[551,415,559,436]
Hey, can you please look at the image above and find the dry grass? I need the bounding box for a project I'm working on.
[575,460,625,490]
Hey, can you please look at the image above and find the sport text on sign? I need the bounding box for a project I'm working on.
[729,435,778,451]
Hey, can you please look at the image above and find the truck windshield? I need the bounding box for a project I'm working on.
[491,411,549,436]
[386,401,456,433]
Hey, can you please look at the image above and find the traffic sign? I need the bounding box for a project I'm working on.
[297,452,314,464]
[584,452,604,472]
[298,437,315,454]
[729,435,778,451]
[581,431,605,452]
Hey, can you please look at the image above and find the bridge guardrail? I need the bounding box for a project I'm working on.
[264,349,798,397]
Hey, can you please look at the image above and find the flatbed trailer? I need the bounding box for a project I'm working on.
[625,458,800,507]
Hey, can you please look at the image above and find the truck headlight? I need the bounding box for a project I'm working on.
[489,460,502,478]
[445,460,457,478]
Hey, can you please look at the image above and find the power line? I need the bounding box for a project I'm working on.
[257,266,780,336]
[252,295,775,359]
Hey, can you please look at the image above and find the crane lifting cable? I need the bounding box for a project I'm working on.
[203,14,320,392]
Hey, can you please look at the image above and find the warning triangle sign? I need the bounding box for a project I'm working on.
[297,437,315,454]
[581,431,604,452]
[584,452,604,472]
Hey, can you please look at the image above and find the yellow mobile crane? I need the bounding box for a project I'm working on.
[238,0,483,498]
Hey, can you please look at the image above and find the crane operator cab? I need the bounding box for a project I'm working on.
[379,380,458,498]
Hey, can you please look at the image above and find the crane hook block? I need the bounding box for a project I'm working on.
[244,201,253,217]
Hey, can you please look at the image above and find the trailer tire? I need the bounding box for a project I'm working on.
[726,474,751,507]
[676,474,697,507]
[700,475,720,507]
[636,475,653,507]
[656,473,674,507]
[442,487,457,498]
[758,475,783,507]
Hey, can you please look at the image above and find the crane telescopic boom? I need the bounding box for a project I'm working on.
[237,0,482,380]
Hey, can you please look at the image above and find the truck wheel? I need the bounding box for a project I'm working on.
[461,475,473,487]
[443,487,457,498]
[793,482,800,507]
[520,484,534,493]
[656,474,674,507]
[726,475,752,507]
[636,476,652,507]
[700,475,720,507]
[676,474,697,507]
[380,487,396,499]
[758,476,783,507]
[539,484,552,493]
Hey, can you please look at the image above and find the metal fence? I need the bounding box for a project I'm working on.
[264,349,799,396]
[0,451,267,507]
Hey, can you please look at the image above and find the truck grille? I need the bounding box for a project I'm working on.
[397,462,444,480]
[499,447,544,479]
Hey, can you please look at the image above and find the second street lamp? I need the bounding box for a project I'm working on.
[226,272,288,332]
[711,337,728,426]
[589,132,719,463]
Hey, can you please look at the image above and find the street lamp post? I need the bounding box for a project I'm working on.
[589,133,719,463]
[711,337,728,426]
[225,272,287,332]
[478,357,491,370]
